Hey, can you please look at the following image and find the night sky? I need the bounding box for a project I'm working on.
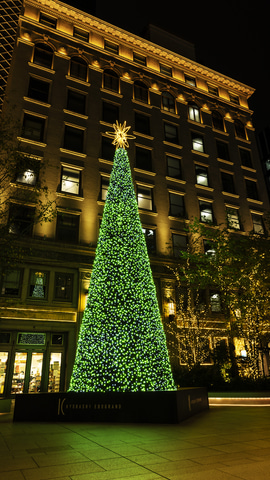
[65,0,269,132]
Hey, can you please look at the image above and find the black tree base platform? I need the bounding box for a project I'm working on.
[13,388,208,423]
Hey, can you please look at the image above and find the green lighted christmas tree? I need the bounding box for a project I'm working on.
[69,122,176,392]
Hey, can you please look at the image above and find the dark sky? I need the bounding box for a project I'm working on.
[67,0,269,132]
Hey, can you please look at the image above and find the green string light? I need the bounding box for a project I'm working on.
[68,148,176,392]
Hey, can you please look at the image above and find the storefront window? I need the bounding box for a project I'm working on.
[48,352,62,392]
[0,352,8,394]
[11,352,27,394]
[28,353,43,393]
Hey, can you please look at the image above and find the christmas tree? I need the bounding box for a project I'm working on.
[69,123,176,392]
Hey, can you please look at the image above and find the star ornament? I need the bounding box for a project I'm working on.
[106,121,136,149]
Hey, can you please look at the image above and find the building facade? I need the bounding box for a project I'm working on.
[0,0,269,396]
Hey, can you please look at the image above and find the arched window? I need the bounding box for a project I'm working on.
[133,80,148,103]
[188,102,201,123]
[103,69,119,92]
[33,43,53,69]
[234,120,246,139]
[212,111,224,131]
[70,56,88,81]
[161,91,175,113]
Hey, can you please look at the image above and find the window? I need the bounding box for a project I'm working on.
[196,165,209,186]
[63,125,84,153]
[33,43,53,69]
[199,201,214,223]
[102,102,119,124]
[161,91,175,113]
[185,75,196,86]
[103,69,119,92]
[133,53,146,66]
[167,155,182,179]
[101,137,115,161]
[227,207,241,230]
[142,228,156,254]
[67,90,86,115]
[134,112,150,135]
[22,114,45,142]
[212,111,224,131]
[1,269,22,296]
[221,172,235,194]
[229,93,239,105]
[70,56,87,81]
[61,166,81,195]
[73,27,89,42]
[160,64,172,76]
[245,179,259,200]
[252,213,264,234]
[29,270,48,299]
[210,291,222,312]
[216,140,230,161]
[28,77,50,103]
[137,185,153,210]
[134,80,148,103]
[208,84,218,96]
[100,176,110,201]
[188,103,200,123]
[39,13,56,28]
[16,157,39,186]
[54,273,73,301]
[104,40,119,54]
[204,240,216,257]
[56,212,79,243]
[8,204,35,236]
[169,193,185,217]
[135,146,152,171]
[239,148,252,168]
[164,123,179,144]
[234,120,246,139]
[172,233,187,257]
[192,133,204,153]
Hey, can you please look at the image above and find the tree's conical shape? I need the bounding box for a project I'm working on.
[69,148,176,392]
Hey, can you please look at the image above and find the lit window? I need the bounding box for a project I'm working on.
[100,176,110,201]
[221,172,235,194]
[185,75,196,86]
[134,80,148,103]
[167,155,182,179]
[70,56,87,81]
[22,114,45,142]
[199,201,213,223]
[252,213,264,234]
[135,146,152,171]
[33,43,53,69]
[164,123,179,144]
[172,233,187,257]
[103,69,119,92]
[137,186,153,210]
[203,240,216,257]
[161,91,175,113]
[1,270,22,296]
[210,292,221,312]
[192,133,204,152]
[61,167,81,195]
[188,103,201,123]
[196,165,209,186]
[54,273,73,300]
[29,271,48,299]
[56,213,79,244]
[28,77,50,103]
[67,90,86,115]
[63,125,84,153]
[169,193,185,217]
[16,157,39,185]
[227,207,241,230]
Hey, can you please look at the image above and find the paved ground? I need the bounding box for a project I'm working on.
[1,405,270,480]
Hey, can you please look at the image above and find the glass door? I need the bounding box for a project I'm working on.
[11,352,27,394]
[48,352,62,392]
[0,352,9,395]
[11,351,44,394]
[28,352,43,393]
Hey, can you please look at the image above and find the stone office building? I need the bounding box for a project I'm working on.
[0,0,268,396]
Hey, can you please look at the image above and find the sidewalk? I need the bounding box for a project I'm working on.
[1,404,270,480]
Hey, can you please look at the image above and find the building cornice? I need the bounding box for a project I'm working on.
[26,0,255,97]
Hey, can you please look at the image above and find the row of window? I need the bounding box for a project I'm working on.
[36,13,240,105]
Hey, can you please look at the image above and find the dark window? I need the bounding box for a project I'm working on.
[22,114,45,142]
[239,148,252,168]
[160,64,172,76]
[196,165,209,186]
[8,204,35,236]
[185,75,196,86]
[101,137,115,161]
[33,43,53,68]
[73,27,89,42]
[234,120,246,139]
[104,40,119,54]
[208,84,218,96]
[134,80,148,103]
[188,103,200,123]
[100,176,110,201]
[102,102,119,124]
[221,171,235,194]
[216,140,230,161]
[137,186,153,210]
[142,228,156,254]
[103,69,119,92]
[245,179,259,200]
[56,213,79,244]
[167,155,182,179]
[212,111,224,131]
[172,234,187,257]
[135,146,152,171]
[51,334,64,345]
[54,273,73,301]
[1,270,22,296]
[0,332,11,343]
[63,125,84,153]
[199,201,214,223]
[164,123,179,144]
[229,93,239,105]
[192,133,204,152]
[70,56,87,81]
[61,166,81,195]
[28,77,50,103]
[67,90,86,114]
[133,53,146,65]
[252,214,264,234]
[29,270,48,299]
[161,91,175,113]
[169,193,185,217]
[134,112,150,135]
[39,13,57,28]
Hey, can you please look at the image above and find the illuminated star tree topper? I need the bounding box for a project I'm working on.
[68,121,176,392]
[106,120,135,149]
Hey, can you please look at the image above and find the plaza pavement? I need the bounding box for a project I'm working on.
[1,402,270,480]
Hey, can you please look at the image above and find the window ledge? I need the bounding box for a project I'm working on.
[166,176,186,184]
[132,99,152,109]
[98,157,113,165]
[138,209,158,216]
[195,184,214,192]
[217,158,233,165]
[168,215,186,221]
[163,141,183,149]
[60,148,86,158]
[17,137,47,147]
[63,109,88,120]
[65,75,90,87]
[23,97,51,108]
[133,131,154,141]
[161,110,180,119]
[241,165,256,173]
[134,168,156,176]
[188,119,205,128]
[213,128,229,136]
[57,192,84,201]
[235,136,251,144]
[222,191,240,198]
[192,150,209,158]
[10,182,36,191]
[28,62,55,74]
[246,198,263,205]
[100,88,123,98]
